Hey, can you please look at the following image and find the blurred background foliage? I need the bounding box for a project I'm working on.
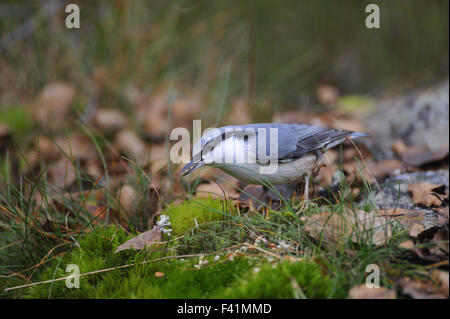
[0,0,448,123]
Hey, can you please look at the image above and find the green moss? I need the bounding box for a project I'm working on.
[177,219,249,254]
[217,260,341,299]
[164,198,230,235]
[0,106,32,134]
[24,225,338,298]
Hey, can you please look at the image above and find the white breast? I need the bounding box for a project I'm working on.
[208,136,317,185]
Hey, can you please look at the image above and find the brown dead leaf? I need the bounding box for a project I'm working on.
[196,182,239,199]
[144,92,169,139]
[316,84,339,107]
[399,277,447,299]
[367,159,404,181]
[149,144,169,175]
[315,150,338,186]
[55,135,97,162]
[399,143,449,167]
[392,139,408,157]
[413,225,449,263]
[116,130,149,166]
[436,206,449,227]
[88,205,108,222]
[34,82,76,131]
[93,108,128,133]
[304,210,391,246]
[398,240,415,250]
[348,285,396,299]
[171,95,202,128]
[46,158,76,188]
[331,118,366,134]
[37,136,61,163]
[117,184,137,216]
[379,208,430,237]
[343,159,403,184]
[430,270,449,298]
[408,224,426,237]
[115,227,162,253]
[408,182,445,207]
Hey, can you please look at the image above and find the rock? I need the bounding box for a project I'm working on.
[364,81,449,160]
[359,170,448,228]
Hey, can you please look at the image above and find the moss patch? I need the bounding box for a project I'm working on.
[164,197,231,235]
[24,225,339,298]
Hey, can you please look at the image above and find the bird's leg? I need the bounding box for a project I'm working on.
[304,173,310,203]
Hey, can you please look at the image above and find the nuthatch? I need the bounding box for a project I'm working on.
[181,123,369,200]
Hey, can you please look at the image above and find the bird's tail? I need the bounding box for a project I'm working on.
[322,130,370,151]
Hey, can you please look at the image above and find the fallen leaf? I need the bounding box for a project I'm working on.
[115,227,162,253]
[88,205,108,221]
[117,184,137,216]
[315,150,338,186]
[316,84,339,107]
[34,82,76,131]
[430,270,449,298]
[401,144,449,167]
[408,224,425,237]
[196,182,238,199]
[348,285,396,299]
[399,277,447,299]
[116,129,148,165]
[304,210,392,246]
[408,182,445,207]
[55,134,97,162]
[37,136,61,163]
[144,92,169,139]
[435,206,449,227]
[379,208,431,237]
[398,240,415,250]
[331,117,367,134]
[413,225,449,263]
[392,139,408,157]
[46,158,76,188]
[93,108,128,133]
[149,144,168,175]
[343,159,403,184]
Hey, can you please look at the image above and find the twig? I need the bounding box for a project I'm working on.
[4,253,205,292]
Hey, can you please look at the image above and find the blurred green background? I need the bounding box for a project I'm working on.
[0,0,448,122]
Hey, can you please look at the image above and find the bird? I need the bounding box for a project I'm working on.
[180,123,369,200]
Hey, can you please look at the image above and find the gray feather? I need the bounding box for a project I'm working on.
[198,123,369,162]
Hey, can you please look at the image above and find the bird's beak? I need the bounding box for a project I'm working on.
[180,160,204,176]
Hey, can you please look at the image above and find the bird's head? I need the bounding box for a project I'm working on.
[180,129,224,176]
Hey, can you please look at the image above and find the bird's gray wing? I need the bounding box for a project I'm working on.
[207,123,367,163]
[278,124,368,161]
